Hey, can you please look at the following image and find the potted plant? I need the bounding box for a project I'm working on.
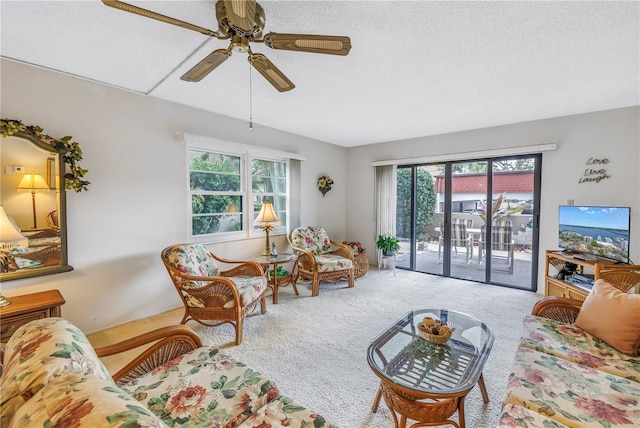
[376,234,400,256]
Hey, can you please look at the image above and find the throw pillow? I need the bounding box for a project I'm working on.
[575,279,640,356]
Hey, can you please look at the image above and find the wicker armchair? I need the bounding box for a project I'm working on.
[161,243,267,345]
[288,226,355,297]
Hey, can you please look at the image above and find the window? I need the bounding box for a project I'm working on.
[189,150,244,237]
[251,158,287,232]
[187,141,291,242]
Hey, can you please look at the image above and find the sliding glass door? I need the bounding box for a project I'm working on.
[395,155,540,291]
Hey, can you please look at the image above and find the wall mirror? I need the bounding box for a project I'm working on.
[1,132,73,280]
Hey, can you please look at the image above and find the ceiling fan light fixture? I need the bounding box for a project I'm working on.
[231,36,249,53]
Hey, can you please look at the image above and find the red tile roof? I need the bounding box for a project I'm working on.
[434,171,534,194]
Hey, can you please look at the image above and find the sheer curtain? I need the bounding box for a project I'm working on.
[375,165,397,264]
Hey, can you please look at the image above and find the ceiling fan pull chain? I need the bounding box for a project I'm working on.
[249,62,254,131]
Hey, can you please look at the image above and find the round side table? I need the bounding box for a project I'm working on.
[252,254,299,304]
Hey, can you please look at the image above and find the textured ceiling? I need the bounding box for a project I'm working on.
[1,1,639,147]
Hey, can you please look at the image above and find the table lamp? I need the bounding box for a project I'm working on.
[254,200,280,256]
[17,173,50,229]
[0,205,29,306]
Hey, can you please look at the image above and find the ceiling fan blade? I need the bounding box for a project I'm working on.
[181,49,231,82]
[263,32,351,56]
[102,0,219,37]
[222,0,257,34]
[249,54,295,92]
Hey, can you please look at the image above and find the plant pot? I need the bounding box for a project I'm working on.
[383,250,395,257]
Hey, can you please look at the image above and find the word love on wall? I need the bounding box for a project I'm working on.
[579,157,611,184]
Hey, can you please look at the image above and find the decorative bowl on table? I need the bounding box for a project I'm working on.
[417,317,454,344]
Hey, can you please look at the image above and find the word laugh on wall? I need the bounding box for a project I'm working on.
[579,158,611,184]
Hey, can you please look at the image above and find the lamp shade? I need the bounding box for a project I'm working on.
[0,206,28,250]
[17,173,50,192]
[254,200,280,226]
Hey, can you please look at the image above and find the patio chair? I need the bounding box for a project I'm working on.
[287,226,354,297]
[161,243,267,345]
[477,220,515,273]
[437,219,474,265]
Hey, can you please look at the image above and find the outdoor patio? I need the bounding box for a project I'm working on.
[393,240,535,288]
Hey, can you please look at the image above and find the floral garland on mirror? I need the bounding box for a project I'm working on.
[1,118,90,192]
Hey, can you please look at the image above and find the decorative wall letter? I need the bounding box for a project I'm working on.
[578,157,611,184]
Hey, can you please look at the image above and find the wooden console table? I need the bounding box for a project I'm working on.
[544,250,640,301]
[0,289,65,343]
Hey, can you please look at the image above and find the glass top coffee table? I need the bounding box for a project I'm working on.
[367,309,495,428]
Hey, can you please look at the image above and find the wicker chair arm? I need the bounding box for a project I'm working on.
[210,254,263,274]
[221,261,264,277]
[289,246,318,271]
[531,296,584,324]
[329,240,355,261]
[95,325,203,385]
[26,228,61,239]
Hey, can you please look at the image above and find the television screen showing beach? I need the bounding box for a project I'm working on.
[558,206,630,263]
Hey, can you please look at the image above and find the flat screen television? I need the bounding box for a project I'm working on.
[558,205,631,263]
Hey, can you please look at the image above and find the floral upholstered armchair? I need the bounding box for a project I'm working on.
[287,226,354,297]
[161,243,267,345]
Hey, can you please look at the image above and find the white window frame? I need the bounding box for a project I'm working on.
[249,155,288,239]
[183,133,303,243]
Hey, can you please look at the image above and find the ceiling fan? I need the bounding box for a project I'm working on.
[102,0,352,92]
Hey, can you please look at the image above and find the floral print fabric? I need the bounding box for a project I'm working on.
[291,227,333,255]
[237,395,336,428]
[520,315,640,382]
[503,346,640,427]
[1,317,113,426]
[8,371,168,428]
[498,403,569,428]
[121,346,281,428]
[165,244,220,284]
[314,254,353,272]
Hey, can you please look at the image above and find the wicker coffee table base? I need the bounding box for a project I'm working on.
[372,374,489,428]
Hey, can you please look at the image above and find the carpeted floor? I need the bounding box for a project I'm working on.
[185,269,541,428]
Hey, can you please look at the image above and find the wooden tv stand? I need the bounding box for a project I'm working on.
[544,250,640,301]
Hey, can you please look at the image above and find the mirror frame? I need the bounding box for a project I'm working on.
[1,131,73,281]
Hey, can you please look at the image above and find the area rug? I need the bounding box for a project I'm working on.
[192,268,541,428]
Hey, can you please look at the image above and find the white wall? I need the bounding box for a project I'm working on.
[346,106,640,292]
[1,59,347,333]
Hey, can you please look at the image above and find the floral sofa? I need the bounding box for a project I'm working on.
[498,279,640,427]
[1,317,333,428]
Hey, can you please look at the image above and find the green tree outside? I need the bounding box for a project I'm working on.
[190,152,241,235]
[396,167,437,241]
